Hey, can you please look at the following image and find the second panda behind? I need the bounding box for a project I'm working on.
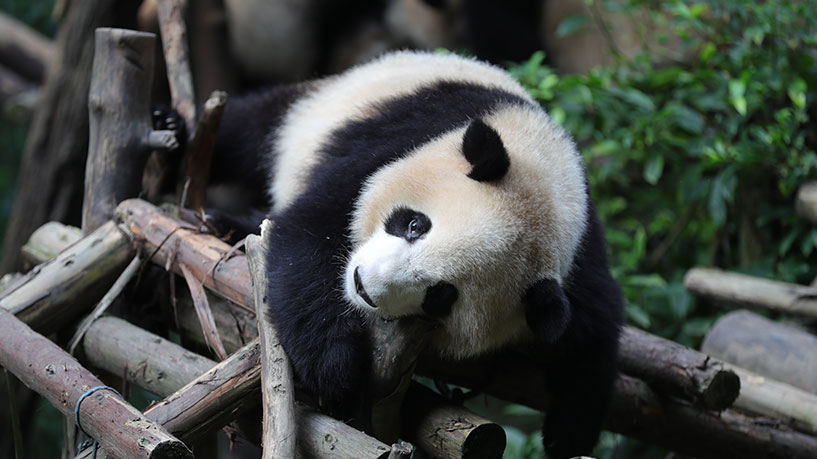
[208,51,624,458]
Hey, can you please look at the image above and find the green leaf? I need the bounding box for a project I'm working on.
[644,155,664,185]
[556,15,589,38]
[700,42,717,63]
[729,76,748,116]
[788,78,807,109]
[626,304,651,328]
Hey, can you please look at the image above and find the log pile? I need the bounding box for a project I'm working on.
[3,2,817,458]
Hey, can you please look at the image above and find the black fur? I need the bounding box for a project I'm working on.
[384,207,431,242]
[421,281,459,318]
[524,277,571,345]
[462,118,510,182]
[540,202,624,459]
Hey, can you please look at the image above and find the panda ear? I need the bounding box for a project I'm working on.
[524,278,572,345]
[462,118,510,182]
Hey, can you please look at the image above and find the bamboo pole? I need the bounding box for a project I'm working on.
[0,308,191,459]
[684,267,817,319]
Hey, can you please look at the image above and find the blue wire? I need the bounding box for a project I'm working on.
[74,386,122,458]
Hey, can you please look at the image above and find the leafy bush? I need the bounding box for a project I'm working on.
[510,0,817,346]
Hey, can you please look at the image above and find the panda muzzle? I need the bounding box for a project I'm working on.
[353,267,378,308]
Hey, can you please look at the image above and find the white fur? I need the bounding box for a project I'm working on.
[269,51,536,213]
[344,104,587,357]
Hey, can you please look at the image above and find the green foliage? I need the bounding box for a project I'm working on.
[511,0,817,345]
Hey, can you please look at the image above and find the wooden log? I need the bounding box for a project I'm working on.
[618,326,739,410]
[179,90,227,211]
[703,310,817,394]
[401,383,505,459]
[0,221,132,334]
[422,356,817,459]
[141,339,262,442]
[0,308,191,459]
[20,221,83,266]
[80,315,395,458]
[0,10,54,83]
[28,217,816,456]
[795,181,817,225]
[246,231,297,458]
[730,366,817,435]
[156,0,196,135]
[83,316,213,397]
[83,28,169,233]
[116,198,252,309]
[684,267,817,319]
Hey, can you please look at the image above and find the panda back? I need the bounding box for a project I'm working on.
[269,51,536,212]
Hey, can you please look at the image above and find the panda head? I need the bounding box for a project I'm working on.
[344,106,588,356]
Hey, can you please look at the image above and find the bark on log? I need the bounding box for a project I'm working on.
[618,326,739,410]
[141,339,262,442]
[0,221,132,334]
[0,10,54,83]
[401,383,506,459]
[369,316,438,442]
[421,356,817,459]
[684,267,817,319]
[179,90,227,211]
[82,28,165,233]
[702,310,817,394]
[0,0,133,275]
[116,199,252,309]
[246,231,297,458]
[80,315,394,458]
[0,308,191,459]
[795,181,817,225]
[156,0,196,135]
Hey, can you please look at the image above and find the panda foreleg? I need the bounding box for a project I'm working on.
[539,207,624,458]
[262,221,371,421]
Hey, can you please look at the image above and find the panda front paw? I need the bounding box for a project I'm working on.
[151,105,187,151]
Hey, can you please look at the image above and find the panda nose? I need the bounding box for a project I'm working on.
[354,266,377,308]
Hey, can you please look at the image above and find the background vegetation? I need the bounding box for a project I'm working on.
[505,0,817,456]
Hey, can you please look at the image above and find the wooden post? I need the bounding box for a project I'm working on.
[0,11,54,83]
[702,310,817,394]
[83,28,176,234]
[0,308,191,459]
[156,0,196,135]
[246,230,297,458]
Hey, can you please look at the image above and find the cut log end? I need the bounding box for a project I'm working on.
[462,423,507,459]
[700,369,741,411]
[147,439,194,459]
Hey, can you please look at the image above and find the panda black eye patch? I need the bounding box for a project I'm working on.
[385,207,431,242]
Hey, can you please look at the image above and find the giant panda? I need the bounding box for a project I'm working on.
[207,50,624,458]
